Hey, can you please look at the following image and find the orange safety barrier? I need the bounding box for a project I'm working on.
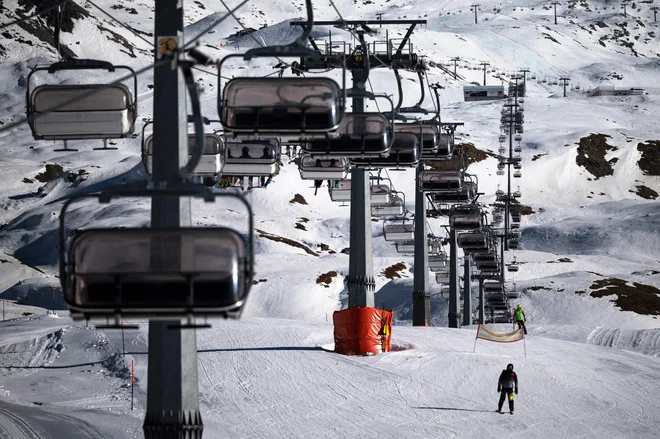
[333,307,393,355]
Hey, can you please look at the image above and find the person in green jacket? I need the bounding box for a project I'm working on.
[513,304,527,334]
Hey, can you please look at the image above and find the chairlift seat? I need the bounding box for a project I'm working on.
[508,239,520,249]
[220,77,342,137]
[383,223,414,242]
[222,139,281,177]
[302,113,391,158]
[64,228,249,318]
[144,133,225,176]
[30,84,135,140]
[507,265,519,272]
[298,155,349,180]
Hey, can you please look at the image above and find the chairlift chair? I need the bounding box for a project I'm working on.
[513,162,522,170]
[508,238,520,249]
[329,179,352,202]
[484,280,504,293]
[496,169,505,176]
[351,132,420,169]
[510,222,520,229]
[514,134,522,142]
[418,169,463,192]
[394,123,439,155]
[450,207,484,230]
[219,76,344,139]
[298,154,349,180]
[428,254,448,271]
[26,59,139,150]
[222,138,281,177]
[370,183,392,205]
[372,192,405,217]
[513,190,521,198]
[473,252,497,264]
[301,113,392,158]
[395,241,415,255]
[142,118,226,178]
[476,260,500,272]
[383,219,415,242]
[513,170,522,178]
[507,264,519,273]
[498,135,506,143]
[428,239,442,256]
[498,146,506,155]
[457,232,489,252]
[435,269,450,285]
[59,184,254,321]
[514,144,521,153]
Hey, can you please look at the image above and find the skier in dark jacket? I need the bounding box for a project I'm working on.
[497,363,518,414]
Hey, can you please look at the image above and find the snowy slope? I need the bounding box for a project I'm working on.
[0,0,659,437]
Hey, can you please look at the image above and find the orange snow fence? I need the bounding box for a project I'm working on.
[333,307,393,355]
[473,324,526,357]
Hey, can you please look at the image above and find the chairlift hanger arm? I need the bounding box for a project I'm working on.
[396,23,420,55]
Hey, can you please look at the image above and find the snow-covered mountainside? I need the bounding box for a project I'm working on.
[0,0,659,437]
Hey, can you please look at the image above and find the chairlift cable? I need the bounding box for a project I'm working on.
[217,0,290,69]
[86,0,152,48]
[184,0,250,49]
[0,0,69,30]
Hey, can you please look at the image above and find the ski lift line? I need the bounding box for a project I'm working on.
[0,0,69,30]
[217,0,291,70]
[0,57,168,139]
[191,65,232,81]
[184,0,249,50]
[86,0,151,48]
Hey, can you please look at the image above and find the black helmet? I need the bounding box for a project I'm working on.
[507,363,514,371]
